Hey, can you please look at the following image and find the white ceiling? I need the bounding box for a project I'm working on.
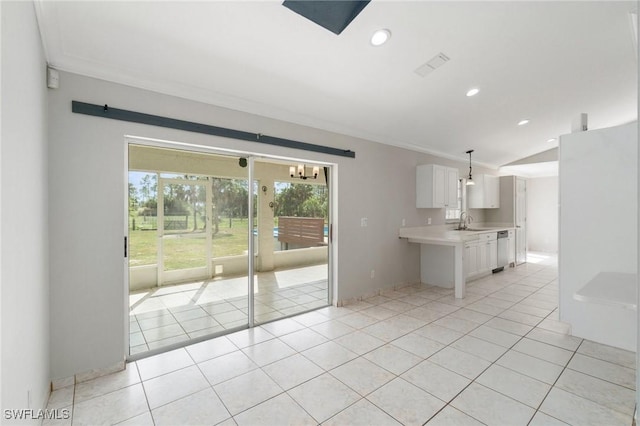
[35,1,638,168]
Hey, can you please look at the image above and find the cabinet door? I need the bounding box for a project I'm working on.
[478,242,488,273]
[488,240,498,270]
[445,168,459,207]
[417,165,442,208]
[468,174,499,208]
[433,165,446,208]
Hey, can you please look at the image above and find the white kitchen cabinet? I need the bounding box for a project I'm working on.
[464,242,479,277]
[465,232,498,279]
[467,174,500,208]
[416,164,459,208]
[478,233,498,273]
[485,176,526,264]
[478,241,487,272]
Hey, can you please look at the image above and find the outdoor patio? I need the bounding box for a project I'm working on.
[129,264,329,355]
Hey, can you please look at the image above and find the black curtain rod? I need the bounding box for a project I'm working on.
[71,101,356,159]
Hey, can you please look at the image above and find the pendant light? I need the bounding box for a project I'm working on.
[466,150,475,186]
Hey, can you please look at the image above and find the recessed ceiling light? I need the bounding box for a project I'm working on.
[371,29,391,46]
[517,119,530,126]
[466,88,479,97]
[547,138,556,143]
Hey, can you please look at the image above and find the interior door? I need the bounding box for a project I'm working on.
[515,177,527,264]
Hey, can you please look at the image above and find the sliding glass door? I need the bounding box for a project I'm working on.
[252,158,330,324]
[128,145,250,355]
[127,142,331,357]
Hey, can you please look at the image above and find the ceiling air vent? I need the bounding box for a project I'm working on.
[414,52,450,77]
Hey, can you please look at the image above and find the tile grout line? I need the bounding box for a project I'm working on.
[186,343,236,424]
[527,339,584,425]
[80,261,635,425]
[417,270,558,424]
[325,266,557,425]
[553,346,638,415]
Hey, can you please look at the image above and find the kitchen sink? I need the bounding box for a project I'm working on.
[452,228,483,231]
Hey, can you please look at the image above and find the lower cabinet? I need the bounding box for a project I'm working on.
[464,243,479,277]
[465,233,498,279]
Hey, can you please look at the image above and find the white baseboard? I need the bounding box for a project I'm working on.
[51,359,126,391]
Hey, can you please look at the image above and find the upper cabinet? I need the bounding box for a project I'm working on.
[468,174,500,208]
[416,164,459,208]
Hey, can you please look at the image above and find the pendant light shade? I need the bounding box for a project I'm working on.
[465,150,475,186]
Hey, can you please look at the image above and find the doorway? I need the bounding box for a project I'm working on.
[126,142,332,357]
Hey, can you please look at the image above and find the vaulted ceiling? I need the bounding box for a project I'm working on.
[35,1,638,168]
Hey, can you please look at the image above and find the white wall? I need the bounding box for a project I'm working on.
[1,0,4,412]
[559,122,637,351]
[47,70,497,379]
[527,176,558,253]
[637,117,640,419]
[1,1,50,419]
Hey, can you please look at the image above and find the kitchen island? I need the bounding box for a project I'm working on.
[399,225,514,299]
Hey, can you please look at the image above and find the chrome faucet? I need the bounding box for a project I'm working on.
[458,211,467,230]
[458,211,474,230]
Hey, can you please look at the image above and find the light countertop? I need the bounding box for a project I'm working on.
[399,224,515,245]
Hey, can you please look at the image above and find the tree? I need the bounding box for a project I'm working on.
[140,175,151,203]
[182,183,205,232]
[275,183,327,219]
[128,183,138,209]
[211,178,249,232]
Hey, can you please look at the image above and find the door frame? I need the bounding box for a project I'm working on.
[123,136,338,359]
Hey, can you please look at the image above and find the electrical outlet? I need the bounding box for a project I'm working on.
[361,217,368,227]
[370,269,375,279]
[402,218,406,227]
[427,217,432,225]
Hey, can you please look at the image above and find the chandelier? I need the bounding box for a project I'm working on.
[289,164,320,180]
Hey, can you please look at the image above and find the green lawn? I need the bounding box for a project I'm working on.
[129,217,251,270]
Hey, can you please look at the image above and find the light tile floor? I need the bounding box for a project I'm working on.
[129,264,329,355]
[51,255,636,425]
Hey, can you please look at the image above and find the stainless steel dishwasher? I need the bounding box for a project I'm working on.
[495,230,509,272]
